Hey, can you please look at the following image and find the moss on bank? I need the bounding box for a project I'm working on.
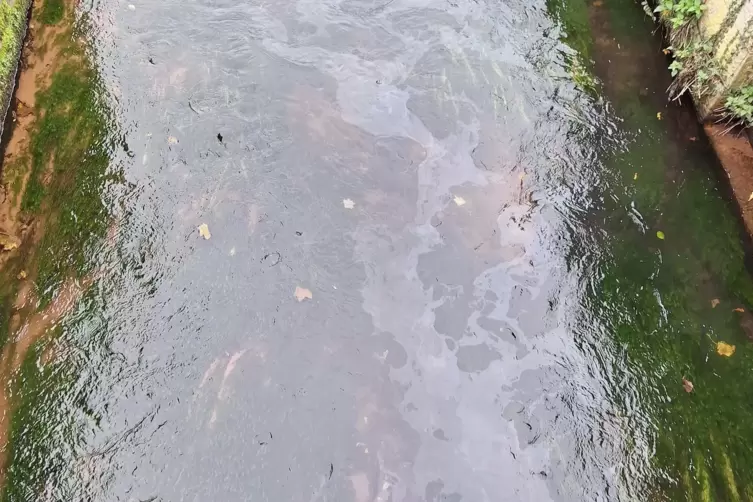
[546,0,598,95]
[21,56,114,299]
[553,0,753,500]
[0,0,116,498]
[546,0,592,60]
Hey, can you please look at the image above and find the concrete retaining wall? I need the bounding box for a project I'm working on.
[697,0,753,118]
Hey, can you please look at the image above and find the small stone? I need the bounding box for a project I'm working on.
[0,234,20,251]
[682,378,694,393]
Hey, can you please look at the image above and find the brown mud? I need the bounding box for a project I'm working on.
[704,125,753,239]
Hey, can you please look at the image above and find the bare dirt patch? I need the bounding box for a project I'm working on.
[704,124,753,238]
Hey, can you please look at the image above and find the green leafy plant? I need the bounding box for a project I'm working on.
[668,59,683,77]
[666,41,722,99]
[724,86,753,126]
[654,0,706,29]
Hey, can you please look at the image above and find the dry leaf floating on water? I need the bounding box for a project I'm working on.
[682,378,694,393]
[748,191,753,202]
[294,286,313,302]
[453,196,466,206]
[342,199,355,209]
[633,173,638,180]
[656,112,662,120]
[198,223,211,240]
[168,136,178,145]
[716,341,736,357]
[711,298,720,308]
[734,308,745,313]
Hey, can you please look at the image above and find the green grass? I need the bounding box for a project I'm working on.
[0,0,31,109]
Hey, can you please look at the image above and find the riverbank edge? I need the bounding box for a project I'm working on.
[0,0,116,496]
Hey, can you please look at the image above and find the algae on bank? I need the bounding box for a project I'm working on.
[546,0,599,95]
[549,0,753,500]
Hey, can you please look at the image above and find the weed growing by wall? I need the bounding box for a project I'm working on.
[724,85,753,126]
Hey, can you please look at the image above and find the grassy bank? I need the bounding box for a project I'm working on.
[0,0,31,135]
[549,0,753,500]
[0,0,116,498]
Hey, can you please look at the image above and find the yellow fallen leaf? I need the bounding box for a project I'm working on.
[734,307,745,313]
[656,112,662,120]
[453,196,466,206]
[633,173,638,180]
[662,48,670,55]
[716,341,736,357]
[682,378,694,393]
[17,270,26,280]
[168,136,178,145]
[748,191,753,202]
[656,230,665,240]
[711,298,720,308]
[294,286,313,302]
[198,223,211,240]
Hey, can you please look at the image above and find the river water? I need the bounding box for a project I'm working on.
[6,0,753,500]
